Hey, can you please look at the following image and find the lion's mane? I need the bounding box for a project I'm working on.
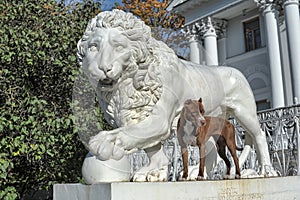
[77,10,180,127]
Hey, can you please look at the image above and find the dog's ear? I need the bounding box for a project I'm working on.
[198,98,205,114]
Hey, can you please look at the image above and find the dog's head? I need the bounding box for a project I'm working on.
[182,98,206,127]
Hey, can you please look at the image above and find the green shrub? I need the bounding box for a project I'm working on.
[0,0,105,199]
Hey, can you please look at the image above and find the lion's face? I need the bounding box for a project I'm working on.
[82,28,132,90]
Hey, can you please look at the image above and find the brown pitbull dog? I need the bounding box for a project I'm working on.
[177,98,242,180]
[177,99,206,180]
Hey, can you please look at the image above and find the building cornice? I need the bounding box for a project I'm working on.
[182,0,244,26]
[254,0,280,12]
[183,17,228,39]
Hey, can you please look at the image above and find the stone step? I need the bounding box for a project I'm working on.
[54,176,300,200]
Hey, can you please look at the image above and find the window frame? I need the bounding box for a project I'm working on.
[243,17,262,52]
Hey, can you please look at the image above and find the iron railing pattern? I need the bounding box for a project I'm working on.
[257,104,300,176]
[130,104,300,180]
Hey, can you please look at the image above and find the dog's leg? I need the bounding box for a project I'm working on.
[225,129,241,178]
[227,144,241,178]
[197,143,205,180]
[232,153,241,179]
[181,147,189,180]
[216,136,231,179]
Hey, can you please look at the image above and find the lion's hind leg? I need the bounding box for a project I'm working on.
[228,103,276,176]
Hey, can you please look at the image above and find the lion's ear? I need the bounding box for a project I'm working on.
[198,98,202,103]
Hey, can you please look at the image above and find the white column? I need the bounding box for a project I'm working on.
[255,0,285,107]
[189,34,202,64]
[202,17,219,66]
[216,20,228,65]
[283,0,300,104]
[218,37,226,65]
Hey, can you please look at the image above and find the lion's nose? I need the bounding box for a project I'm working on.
[100,65,112,74]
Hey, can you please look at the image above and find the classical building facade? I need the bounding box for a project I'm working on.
[167,0,300,110]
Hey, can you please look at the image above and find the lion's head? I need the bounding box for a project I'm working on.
[77,10,153,90]
[77,10,178,127]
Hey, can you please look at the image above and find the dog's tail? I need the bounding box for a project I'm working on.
[236,146,243,151]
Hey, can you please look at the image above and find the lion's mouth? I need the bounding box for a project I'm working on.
[97,78,116,91]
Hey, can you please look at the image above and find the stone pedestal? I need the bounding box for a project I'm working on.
[54,176,300,200]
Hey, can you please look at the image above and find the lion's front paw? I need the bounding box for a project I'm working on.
[88,131,125,161]
[133,166,168,182]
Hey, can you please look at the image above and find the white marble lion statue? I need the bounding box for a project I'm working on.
[77,9,274,183]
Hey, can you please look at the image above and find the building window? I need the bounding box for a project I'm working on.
[244,17,261,52]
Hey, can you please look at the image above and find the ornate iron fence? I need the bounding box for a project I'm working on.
[130,104,300,180]
[257,104,300,176]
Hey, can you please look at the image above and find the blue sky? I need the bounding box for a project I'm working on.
[101,0,123,11]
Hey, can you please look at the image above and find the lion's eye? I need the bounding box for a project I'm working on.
[89,44,98,52]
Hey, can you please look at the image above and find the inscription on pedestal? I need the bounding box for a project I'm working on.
[217,187,263,200]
